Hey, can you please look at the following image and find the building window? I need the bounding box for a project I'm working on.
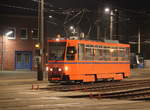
[31,29,39,39]
[6,28,16,39]
[20,28,28,39]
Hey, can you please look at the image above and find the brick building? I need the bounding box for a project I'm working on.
[0,15,45,71]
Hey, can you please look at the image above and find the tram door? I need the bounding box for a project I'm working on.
[15,51,32,70]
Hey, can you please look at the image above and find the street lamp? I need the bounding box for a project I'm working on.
[69,26,74,30]
[69,26,76,35]
[49,15,52,18]
[104,8,110,13]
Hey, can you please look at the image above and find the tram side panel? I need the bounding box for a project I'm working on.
[76,43,130,82]
[75,62,130,82]
[47,39,130,82]
[47,62,130,82]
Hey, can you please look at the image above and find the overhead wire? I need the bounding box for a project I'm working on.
[32,0,53,8]
[63,10,82,25]
[0,3,37,12]
[76,9,85,25]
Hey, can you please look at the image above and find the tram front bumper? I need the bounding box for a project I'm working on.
[48,73,70,81]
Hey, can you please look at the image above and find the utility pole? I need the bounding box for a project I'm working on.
[1,34,4,71]
[96,8,101,41]
[138,26,141,54]
[97,25,100,40]
[115,9,119,40]
[110,10,113,40]
[37,0,44,81]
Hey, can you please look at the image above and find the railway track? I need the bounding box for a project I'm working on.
[100,87,150,100]
[41,79,150,101]
[45,79,150,92]
[65,87,150,101]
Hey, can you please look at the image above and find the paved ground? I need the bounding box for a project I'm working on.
[0,69,150,110]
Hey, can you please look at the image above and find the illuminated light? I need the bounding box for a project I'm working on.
[110,11,114,16]
[58,68,62,72]
[5,31,13,36]
[50,68,53,71]
[56,34,61,38]
[56,38,60,42]
[35,43,40,48]
[69,26,74,30]
[46,67,49,71]
[50,10,54,12]
[49,15,52,18]
[104,8,110,13]
[64,66,69,71]
[110,49,114,52]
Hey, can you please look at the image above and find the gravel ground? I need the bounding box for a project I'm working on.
[0,68,150,110]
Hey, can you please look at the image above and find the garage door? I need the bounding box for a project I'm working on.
[15,51,32,70]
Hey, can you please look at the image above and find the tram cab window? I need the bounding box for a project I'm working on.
[48,42,66,61]
[66,46,76,60]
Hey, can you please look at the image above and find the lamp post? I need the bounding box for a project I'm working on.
[104,8,119,40]
[96,8,101,41]
[104,8,113,40]
[138,26,141,54]
[110,10,113,40]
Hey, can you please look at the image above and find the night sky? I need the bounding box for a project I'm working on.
[0,0,150,13]
[1,0,150,58]
[0,0,149,37]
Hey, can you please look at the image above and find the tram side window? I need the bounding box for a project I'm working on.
[124,47,130,61]
[127,48,130,60]
[66,46,76,60]
[85,45,94,60]
[111,47,118,61]
[94,47,103,61]
[78,44,85,60]
[118,48,125,61]
[103,47,111,61]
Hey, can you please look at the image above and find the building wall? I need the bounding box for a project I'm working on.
[0,33,3,70]
[3,35,36,70]
[0,15,41,70]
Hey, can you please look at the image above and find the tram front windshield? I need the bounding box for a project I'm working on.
[48,42,66,61]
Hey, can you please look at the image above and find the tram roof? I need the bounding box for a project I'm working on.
[47,39,130,47]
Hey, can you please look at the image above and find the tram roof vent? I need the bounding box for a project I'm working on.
[104,40,119,43]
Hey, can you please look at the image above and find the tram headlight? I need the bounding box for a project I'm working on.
[58,68,62,72]
[64,66,69,71]
[50,68,53,72]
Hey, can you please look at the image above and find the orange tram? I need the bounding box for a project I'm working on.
[46,38,130,83]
